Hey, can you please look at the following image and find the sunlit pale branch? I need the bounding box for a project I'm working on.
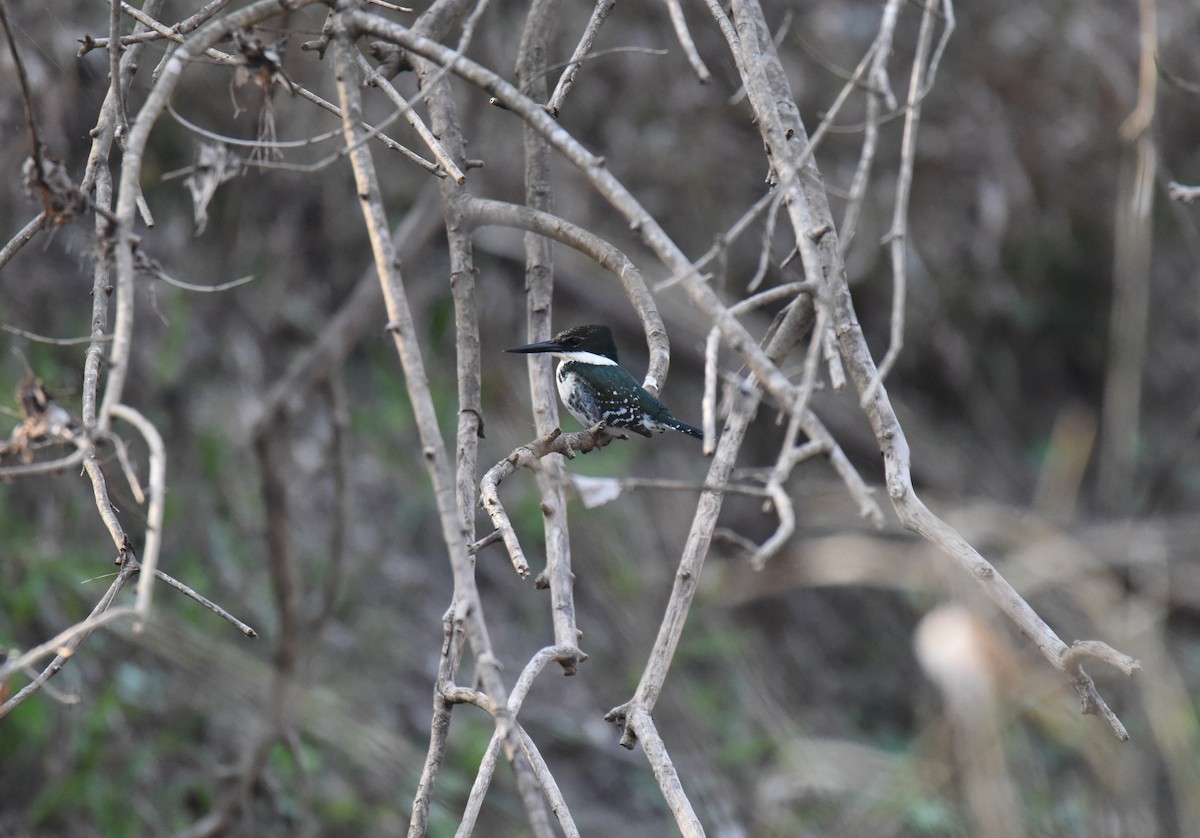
[569,474,771,507]
[1168,181,1200,203]
[702,332,721,452]
[1059,639,1142,676]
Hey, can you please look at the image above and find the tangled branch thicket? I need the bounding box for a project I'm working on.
[3,0,1199,834]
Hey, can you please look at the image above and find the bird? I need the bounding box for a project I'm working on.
[507,324,703,440]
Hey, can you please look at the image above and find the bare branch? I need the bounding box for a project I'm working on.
[1,323,110,346]
[458,646,585,837]
[612,707,704,837]
[0,553,139,719]
[107,404,165,626]
[480,424,616,578]
[101,0,239,65]
[150,568,258,637]
[661,0,712,84]
[355,51,465,182]
[858,0,946,408]
[0,212,48,271]
[546,0,616,117]
[331,15,550,832]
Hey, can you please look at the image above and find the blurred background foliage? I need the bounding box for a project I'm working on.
[1,0,1199,835]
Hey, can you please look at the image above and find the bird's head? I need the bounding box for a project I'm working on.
[506,324,620,365]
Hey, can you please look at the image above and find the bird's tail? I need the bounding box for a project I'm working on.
[669,418,704,440]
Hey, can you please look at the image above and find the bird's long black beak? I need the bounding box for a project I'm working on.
[506,339,562,355]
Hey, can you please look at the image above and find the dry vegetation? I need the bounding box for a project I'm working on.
[1,0,1199,835]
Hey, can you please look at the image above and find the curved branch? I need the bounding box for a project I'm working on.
[108,403,165,626]
[479,423,617,578]
[461,197,669,394]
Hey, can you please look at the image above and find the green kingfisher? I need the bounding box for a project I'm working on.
[507,324,703,440]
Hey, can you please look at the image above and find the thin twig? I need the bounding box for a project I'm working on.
[0,583,137,720]
[0,212,48,271]
[154,272,256,293]
[858,0,944,408]
[355,51,465,182]
[0,323,111,346]
[661,0,712,84]
[151,568,258,637]
[546,0,617,116]
[0,0,46,191]
[108,404,165,627]
[103,0,239,64]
